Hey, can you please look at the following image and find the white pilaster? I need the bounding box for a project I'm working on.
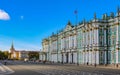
[116,50,118,63]
[83,52,85,64]
[92,51,95,65]
[89,51,92,64]
[61,39,62,50]
[96,51,99,64]
[86,52,87,63]
[104,51,107,64]
[90,31,91,46]
[97,29,98,45]
[116,23,119,64]
[74,35,76,48]
[69,36,71,48]
[104,27,106,45]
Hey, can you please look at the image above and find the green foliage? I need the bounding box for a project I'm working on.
[0,51,9,60]
[28,52,39,60]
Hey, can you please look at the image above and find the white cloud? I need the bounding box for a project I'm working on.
[0,9,10,20]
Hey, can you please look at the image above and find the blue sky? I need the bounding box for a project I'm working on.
[0,0,119,50]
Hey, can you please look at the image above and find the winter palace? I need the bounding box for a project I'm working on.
[40,7,120,66]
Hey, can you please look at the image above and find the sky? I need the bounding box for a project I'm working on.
[0,0,120,51]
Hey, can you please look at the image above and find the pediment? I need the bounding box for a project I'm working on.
[64,24,72,31]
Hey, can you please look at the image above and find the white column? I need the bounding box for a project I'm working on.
[86,52,87,63]
[104,28,106,45]
[92,51,95,65]
[82,33,85,46]
[70,36,71,48]
[56,41,57,50]
[96,29,97,45]
[74,35,75,48]
[94,29,96,45]
[63,53,66,63]
[84,32,86,46]
[88,31,89,46]
[104,51,106,64]
[91,51,92,64]
[116,50,118,63]
[116,24,119,64]
[62,39,64,49]
[96,29,98,45]
[87,32,88,46]
[90,30,92,46]
[94,51,96,64]
[63,38,65,48]
[68,53,71,63]
[89,51,91,64]
[69,36,71,48]
[84,52,86,64]
[96,51,99,64]
[81,32,82,47]
[92,30,94,45]
[86,31,87,48]
[93,30,95,46]
[83,52,84,64]
[74,35,77,47]
[61,39,62,49]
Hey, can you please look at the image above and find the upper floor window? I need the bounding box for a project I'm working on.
[100,36,102,45]
[99,29,102,35]
[72,37,74,47]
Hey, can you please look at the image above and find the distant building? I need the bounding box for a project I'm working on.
[9,42,20,60]
[9,42,38,60]
[40,7,120,66]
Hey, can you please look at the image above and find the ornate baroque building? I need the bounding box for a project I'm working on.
[40,7,120,65]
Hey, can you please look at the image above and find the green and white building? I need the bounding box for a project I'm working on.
[40,7,120,65]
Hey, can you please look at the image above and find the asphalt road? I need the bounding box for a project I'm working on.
[0,60,120,75]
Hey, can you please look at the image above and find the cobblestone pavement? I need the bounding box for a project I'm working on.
[1,60,120,75]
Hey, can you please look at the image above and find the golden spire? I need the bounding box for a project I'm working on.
[10,41,15,51]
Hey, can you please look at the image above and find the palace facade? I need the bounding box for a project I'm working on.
[40,7,120,65]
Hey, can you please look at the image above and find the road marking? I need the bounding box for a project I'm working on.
[0,66,6,73]
[0,63,14,75]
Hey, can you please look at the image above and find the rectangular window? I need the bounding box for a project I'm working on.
[72,38,74,47]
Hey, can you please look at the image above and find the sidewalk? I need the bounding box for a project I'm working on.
[63,63,120,69]
[42,62,120,69]
[21,60,120,69]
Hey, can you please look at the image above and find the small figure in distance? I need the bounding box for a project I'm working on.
[87,62,88,65]
[4,59,7,65]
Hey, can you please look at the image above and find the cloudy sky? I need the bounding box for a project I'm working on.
[0,0,119,50]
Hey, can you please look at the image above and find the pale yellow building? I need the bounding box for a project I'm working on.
[9,43,29,60]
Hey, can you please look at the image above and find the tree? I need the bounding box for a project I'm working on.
[28,51,39,60]
[3,51,9,59]
[0,51,9,60]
